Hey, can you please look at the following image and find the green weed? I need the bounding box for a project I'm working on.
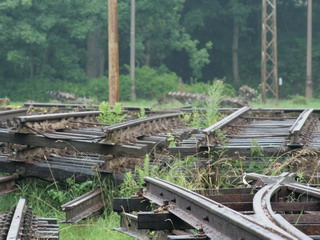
[138,107,146,118]
[47,178,94,206]
[98,102,127,124]
[167,133,176,147]
[188,81,224,128]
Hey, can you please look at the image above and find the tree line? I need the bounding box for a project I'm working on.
[0,0,319,101]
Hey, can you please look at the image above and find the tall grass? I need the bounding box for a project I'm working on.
[0,177,134,240]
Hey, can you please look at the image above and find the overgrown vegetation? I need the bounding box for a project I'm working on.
[0,174,133,240]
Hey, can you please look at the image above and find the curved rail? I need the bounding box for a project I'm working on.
[143,176,294,239]
[251,173,311,240]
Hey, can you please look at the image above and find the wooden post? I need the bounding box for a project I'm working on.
[130,0,136,101]
[108,0,120,105]
[306,0,313,98]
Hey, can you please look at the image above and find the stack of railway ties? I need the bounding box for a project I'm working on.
[1,103,320,239]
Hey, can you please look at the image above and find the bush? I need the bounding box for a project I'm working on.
[87,77,108,101]
[0,66,180,102]
[182,82,210,94]
[0,77,86,102]
[86,76,132,101]
[135,66,177,99]
[182,81,236,97]
[291,95,307,105]
[127,66,179,100]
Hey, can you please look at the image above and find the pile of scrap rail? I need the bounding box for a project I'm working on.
[170,107,320,157]
[113,173,320,240]
[0,104,194,182]
[1,105,320,183]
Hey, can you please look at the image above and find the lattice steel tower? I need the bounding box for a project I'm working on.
[261,0,278,102]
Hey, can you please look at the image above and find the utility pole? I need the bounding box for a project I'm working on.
[130,0,136,101]
[306,0,313,98]
[261,0,278,103]
[108,0,120,105]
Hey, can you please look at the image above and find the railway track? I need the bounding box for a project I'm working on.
[114,172,320,239]
[0,199,59,240]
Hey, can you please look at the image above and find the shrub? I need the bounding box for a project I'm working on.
[1,66,180,102]
[86,76,134,101]
[0,77,86,102]
[135,66,179,100]
[182,81,236,97]
[291,95,307,105]
[182,82,210,94]
[87,77,108,101]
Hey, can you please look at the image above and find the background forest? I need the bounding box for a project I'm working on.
[0,0,319,102]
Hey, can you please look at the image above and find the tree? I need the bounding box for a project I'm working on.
[227,0,254,87]
[118,0,212,81]
[0,0,107,82]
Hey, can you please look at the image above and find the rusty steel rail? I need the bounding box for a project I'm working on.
[202,107,251,135]
[105,113,182,133]
[1,198,59,239]
[0,108,28,122]
[0,174,18,195]
[15,111,101,123]
[61,188,105,223]
[114,173,320,239]
[0,128,148,157]
[0,154,113,182]
[24,102,151,111]
[142,177,295,240]
[288,108,313,146]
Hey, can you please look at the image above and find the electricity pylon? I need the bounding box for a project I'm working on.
[261,0,278,103]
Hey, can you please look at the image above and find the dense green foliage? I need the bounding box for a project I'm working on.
[0,0,319,101]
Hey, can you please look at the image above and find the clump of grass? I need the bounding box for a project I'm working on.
[188,81,224,128]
